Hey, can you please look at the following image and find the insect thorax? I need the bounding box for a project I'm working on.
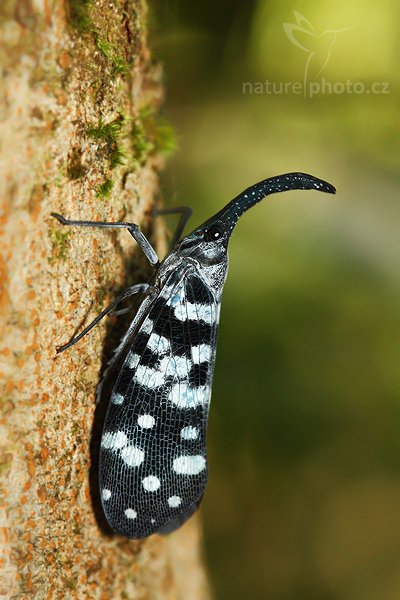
[162,239,229,300]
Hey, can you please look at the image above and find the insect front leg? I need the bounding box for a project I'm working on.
[51,213,159,266]
[51,213,161,351]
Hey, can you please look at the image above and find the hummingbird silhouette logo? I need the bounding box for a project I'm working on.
[283,11,354,96]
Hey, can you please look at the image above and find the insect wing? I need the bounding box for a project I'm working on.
[99,272,220,538]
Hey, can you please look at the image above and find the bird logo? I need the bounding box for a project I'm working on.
[283,11,354,96]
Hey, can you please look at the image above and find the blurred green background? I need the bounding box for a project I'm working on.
[150,1,400,598]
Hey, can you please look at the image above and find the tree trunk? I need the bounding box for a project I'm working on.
[0,1,210,597]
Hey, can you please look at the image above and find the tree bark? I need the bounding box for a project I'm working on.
[0,1,210,598]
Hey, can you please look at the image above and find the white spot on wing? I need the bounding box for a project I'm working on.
[167,284,185,306]
[136,355,193,390]
[147,332,170,354]
[102,489,111,501]
[170,294,181,306]
[101,430,128,450]
[174,301,214,324]
[137,414,155,429]
[125,508,137,519]
[173,302,187,321]
[120,445,144,467]
[142,476,161,492]
[141,318,153,334]
[128,353,140,369]
[173,455,206,475]
[159,355,191,379]
[181,426,199,440]
[191,344,211,364]
[135,364,165,389]
[111,393,124,405]
[196,304,214,323]
[168,495,182,507]
[169,383,210,408]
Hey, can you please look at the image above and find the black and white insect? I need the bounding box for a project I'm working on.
[52,172,335,539]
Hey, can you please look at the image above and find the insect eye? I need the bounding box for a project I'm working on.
[204,225,223,242]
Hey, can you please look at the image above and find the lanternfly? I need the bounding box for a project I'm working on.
[52,172,335,539]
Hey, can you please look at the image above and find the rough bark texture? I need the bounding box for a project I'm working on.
[0,1,211,598]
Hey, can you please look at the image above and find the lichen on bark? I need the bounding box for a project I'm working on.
[0,1,210,597]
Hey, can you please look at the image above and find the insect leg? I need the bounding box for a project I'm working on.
[56,283,150,353]
[153,205,193,248]
[51,213,159,266]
